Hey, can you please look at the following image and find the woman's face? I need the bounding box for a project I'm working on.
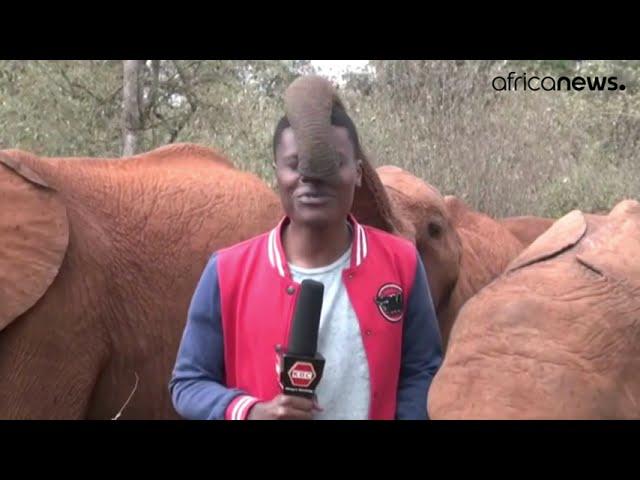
[274,126,362,229]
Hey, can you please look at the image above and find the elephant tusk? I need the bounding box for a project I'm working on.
[111,372,140,420]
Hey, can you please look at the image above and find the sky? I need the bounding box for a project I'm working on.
[309,60,371,82]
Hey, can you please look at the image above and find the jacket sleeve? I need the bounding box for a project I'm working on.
[169,253,259,420]
[395,250,443,420]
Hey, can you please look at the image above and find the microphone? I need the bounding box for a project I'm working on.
[276,279,326,398]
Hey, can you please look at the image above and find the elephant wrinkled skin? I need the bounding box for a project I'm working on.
[428,199,640,419]
[0,143,283,419]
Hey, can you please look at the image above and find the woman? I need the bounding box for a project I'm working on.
[169,75,442,420]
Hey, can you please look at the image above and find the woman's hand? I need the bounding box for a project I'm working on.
[247,394,321,420]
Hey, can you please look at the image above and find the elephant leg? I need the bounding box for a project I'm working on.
[0,311,109,420]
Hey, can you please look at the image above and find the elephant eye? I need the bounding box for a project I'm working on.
[427,222,443,239]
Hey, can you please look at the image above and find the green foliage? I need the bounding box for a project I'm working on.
[0,60,311,169]
[0,60,123,156]
[1,60,639,219]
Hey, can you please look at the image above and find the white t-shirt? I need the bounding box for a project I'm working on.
[288,245,371,420]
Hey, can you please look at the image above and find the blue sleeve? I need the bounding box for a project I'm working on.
[168,253,246,420]
[396,250,443,420]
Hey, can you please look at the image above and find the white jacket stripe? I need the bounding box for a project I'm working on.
[232,396,253,420]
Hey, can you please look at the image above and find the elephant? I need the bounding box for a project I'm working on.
[498,215,555,247]
[375,166,525,349]
[0,74,419,419]
[0,129,402,418]
[0,74,533,419]
[0,143,285,419]
[427,199,640,419]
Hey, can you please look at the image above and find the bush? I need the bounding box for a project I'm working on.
[342,60,640,218]
[2,60,638,219]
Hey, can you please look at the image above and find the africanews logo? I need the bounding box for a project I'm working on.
[492,72,626,92]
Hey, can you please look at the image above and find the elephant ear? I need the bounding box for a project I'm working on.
[506,209,587,273]
[0,151,69,331]
[572,200,640,284]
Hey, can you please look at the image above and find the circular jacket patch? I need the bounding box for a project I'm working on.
[375,283,404,322]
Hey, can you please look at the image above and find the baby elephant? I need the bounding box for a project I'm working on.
[428,199,640,419]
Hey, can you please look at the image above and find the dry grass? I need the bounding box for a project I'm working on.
[338,61,640,218]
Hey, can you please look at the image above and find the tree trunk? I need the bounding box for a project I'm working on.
[122,60,144,156]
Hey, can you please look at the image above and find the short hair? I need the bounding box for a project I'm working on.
[272,106,362,159]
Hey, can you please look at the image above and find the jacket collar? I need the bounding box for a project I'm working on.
[267,214,368,279]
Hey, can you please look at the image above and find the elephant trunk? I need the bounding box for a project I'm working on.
[283,75,344,180]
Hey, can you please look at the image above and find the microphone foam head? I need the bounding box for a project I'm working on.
[288,279,324,356]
